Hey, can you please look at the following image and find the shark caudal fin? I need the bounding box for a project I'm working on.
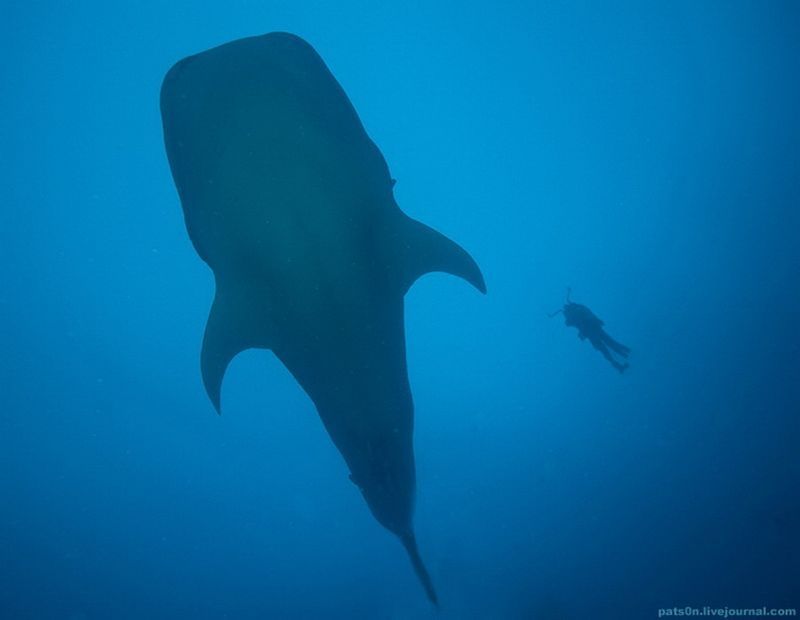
[398,215,486,295]
[401,532,439,607]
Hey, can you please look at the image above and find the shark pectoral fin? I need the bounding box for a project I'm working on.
[399,216,486,295]
[200,282,271,414]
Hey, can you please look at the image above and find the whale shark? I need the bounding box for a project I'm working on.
[160,32,485,605]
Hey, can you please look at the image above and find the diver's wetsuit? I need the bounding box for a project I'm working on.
[563,302,630,373]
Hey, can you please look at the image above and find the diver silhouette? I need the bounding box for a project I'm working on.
[550,288,630,373]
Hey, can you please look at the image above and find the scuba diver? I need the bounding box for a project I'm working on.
[550,288,630,373]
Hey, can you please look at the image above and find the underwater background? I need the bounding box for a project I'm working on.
[2,1,798,618]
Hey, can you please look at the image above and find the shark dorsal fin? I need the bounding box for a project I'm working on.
[398,215,486,295]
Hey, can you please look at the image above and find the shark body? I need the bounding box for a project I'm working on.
[160,32,485,604]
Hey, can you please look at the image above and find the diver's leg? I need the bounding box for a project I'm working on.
[602,332,631,358]
[591,337,628,373]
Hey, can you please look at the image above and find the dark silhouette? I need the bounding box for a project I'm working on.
[551,288,630,373]
[161,32,486,606]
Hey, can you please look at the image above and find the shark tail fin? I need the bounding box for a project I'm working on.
[201,281,269,414]
[399,216,486,295]
[401,532,439,607]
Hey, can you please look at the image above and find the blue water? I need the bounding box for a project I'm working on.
[3,2,798,618]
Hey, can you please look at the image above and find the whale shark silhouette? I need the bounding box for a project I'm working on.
[160,32,485,605]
